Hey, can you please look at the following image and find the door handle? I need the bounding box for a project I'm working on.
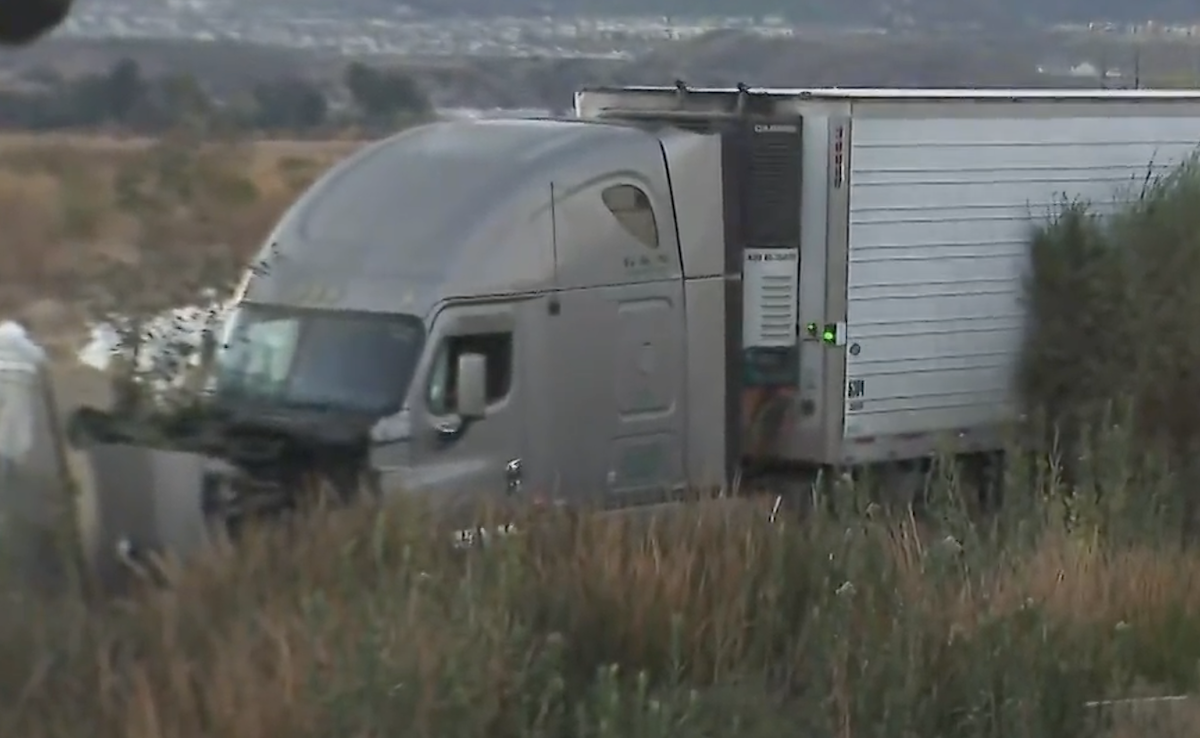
[505,458,522,494]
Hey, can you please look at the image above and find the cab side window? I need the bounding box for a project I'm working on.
[602,184,658,249]
[427,331,513,415]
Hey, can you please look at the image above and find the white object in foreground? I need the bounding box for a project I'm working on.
[0,321,74,594]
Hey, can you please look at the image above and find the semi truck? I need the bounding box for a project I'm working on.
[70,85,1200,556]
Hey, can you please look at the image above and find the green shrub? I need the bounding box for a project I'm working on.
[1022,153,1200,458]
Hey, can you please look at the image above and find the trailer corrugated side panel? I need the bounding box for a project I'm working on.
[840,108,1200,455]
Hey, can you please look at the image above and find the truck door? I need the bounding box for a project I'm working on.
[548,174,687,509]
[406,301,529,519]
[607,284,686,507]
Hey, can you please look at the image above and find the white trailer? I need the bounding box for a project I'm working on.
[577,86,1200,468]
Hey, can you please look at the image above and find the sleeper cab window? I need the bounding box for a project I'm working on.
[427,331,514,416]
[602,184,658,249]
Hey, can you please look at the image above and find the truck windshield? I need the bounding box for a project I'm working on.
[212,305,425,416]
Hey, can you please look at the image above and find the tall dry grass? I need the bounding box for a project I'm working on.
[1,441,1199,738]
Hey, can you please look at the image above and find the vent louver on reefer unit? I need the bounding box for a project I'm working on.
[742,248,799,386]
[743,249,797,346]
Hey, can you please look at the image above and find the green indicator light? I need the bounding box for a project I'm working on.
[805,322,818,336]
[822,322,839,344]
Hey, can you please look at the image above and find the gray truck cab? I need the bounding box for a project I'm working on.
[213,116,736,513]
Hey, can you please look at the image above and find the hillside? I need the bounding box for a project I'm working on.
[393,0,1198,26]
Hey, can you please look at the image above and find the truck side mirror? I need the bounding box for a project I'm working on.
[455,352,487,420]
